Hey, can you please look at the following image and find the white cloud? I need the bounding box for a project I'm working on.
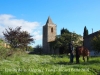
[0,14,42,41]
[33,31,42,40]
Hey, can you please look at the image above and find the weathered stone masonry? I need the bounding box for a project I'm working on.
[43,17,56,54]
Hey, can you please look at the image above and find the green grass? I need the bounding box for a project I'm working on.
[0,52,100,75]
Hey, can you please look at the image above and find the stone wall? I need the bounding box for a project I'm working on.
[84,30,100,56]
[84,30,100,51]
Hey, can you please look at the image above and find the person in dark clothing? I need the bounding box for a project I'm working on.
[68,42,74,63]
[75,46,80,63]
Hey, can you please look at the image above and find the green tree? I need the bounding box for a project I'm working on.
[91,32,100,53]
[50,28,83,54]
[83,26,88,46]
[61,28,70,35]
[34,45,42,54]
[3,26,34,50]
[83,26,88,38]
[27,46,33,51]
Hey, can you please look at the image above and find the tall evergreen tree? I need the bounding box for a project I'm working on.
[83,26,88,38]
[83,26,88,46]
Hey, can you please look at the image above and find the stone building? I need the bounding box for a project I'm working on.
[43,17,57,54]
[84,30,100,56]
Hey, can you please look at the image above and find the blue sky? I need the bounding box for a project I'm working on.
[0,0,100,47]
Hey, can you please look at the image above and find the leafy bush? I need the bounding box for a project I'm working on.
[0,46,10,59]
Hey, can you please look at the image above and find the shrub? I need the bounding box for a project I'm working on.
[0,46,10,59]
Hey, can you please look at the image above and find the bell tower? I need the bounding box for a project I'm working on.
[43,16,56,54]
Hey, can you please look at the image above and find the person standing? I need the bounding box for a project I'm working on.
[68,42,74,63]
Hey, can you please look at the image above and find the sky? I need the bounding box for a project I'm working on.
[0,0,100,47]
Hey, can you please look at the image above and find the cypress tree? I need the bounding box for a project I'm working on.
[83,26,88,46]
[83,26,88,38]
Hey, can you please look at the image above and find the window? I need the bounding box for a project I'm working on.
[51,27,53,32]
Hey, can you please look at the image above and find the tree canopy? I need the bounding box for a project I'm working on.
[61,28,70,35]
[3,26,34,50]
[49,28,83,54]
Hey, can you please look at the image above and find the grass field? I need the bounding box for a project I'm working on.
[0,52,100,75]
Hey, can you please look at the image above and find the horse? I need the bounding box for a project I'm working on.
[76,46,90,62]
